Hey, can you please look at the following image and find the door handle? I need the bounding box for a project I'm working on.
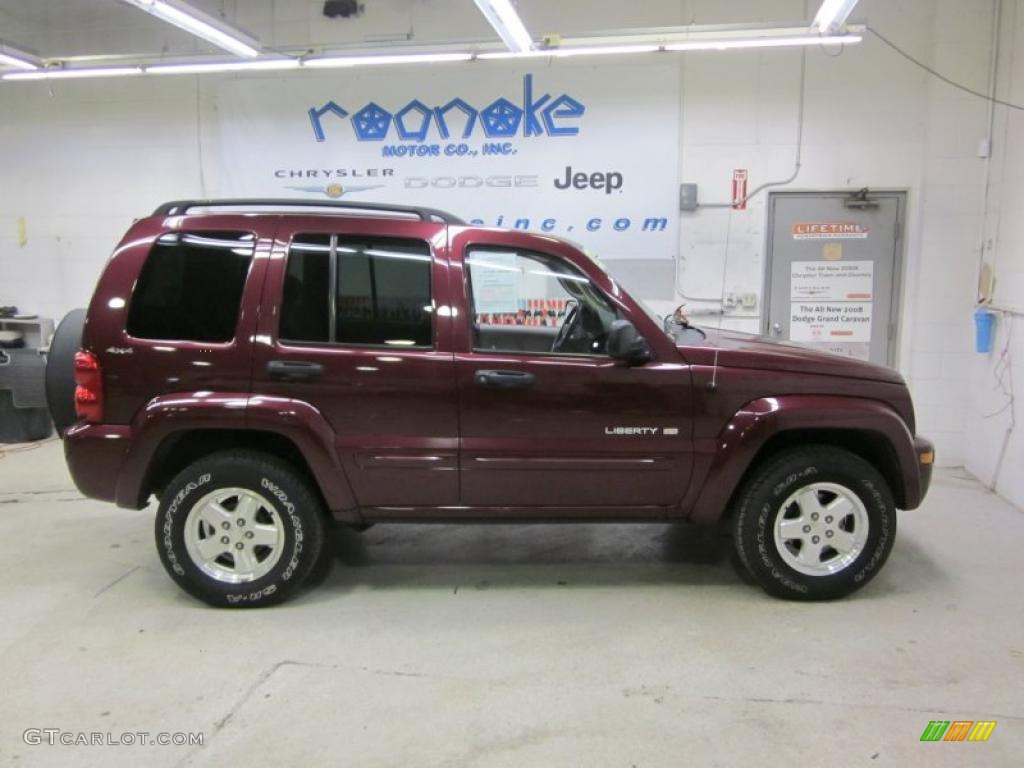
[267,360,323,380]
[474,369,536,390]
[771,322,783,336]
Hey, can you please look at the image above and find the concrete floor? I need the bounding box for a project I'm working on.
[0,440,1020,767]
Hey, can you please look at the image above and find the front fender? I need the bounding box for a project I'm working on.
[681,395,922,525]
[115,392,357,516]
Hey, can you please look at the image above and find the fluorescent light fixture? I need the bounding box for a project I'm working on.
[0,42,42,70]
[3,66,143,81]
[478,44,660,60]
[304,52,473,68]
[472,0,534,52]
[148,58,299,74]
[813,0,861,32]
[121,0,260,58]
[0,52,38,70]
[664,34,862,51]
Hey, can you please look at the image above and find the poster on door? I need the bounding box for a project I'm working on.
[790,260,873,360]
[470,251,521,314]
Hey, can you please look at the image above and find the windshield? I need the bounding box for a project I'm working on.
[632,293,672,336]
[574,244,671,339]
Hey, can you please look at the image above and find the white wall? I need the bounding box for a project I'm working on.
[0,0,1015,474]
[0,77,206,316]
[677,0,1004,469]
[966,0,1024,508]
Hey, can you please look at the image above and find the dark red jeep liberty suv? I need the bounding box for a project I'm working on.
[46,199,933,607]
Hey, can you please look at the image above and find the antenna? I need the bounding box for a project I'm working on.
[707,348,720,393]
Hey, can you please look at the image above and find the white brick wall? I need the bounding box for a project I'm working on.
[966,0,1024,507]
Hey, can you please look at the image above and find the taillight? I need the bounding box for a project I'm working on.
[73,350,104,423]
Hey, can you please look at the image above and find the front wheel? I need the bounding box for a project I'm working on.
[732,446,896,600]
[155,451,325,607]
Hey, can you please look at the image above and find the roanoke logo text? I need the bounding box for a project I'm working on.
[308,74,585,143]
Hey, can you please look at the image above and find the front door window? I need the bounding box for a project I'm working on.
[465,247,618,356]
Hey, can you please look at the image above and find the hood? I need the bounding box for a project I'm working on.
[678,327,905,384]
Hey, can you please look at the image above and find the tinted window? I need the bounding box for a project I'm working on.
[279,235,433,348]
[280,234,331,343]
[126,231,255,342]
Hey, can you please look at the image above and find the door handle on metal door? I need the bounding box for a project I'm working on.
[474,369,536,390]
[267,360,323,380]
[771,322,784,336]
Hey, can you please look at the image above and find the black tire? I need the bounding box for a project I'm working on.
[45,308,86,435]
[729,547,758,586]
[732,445,896,600]
[155,451,325,608]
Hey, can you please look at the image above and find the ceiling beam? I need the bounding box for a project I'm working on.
[120,0,260,58]
[472,0,534,52]
[0,41,42,70]
[812,0,861,32]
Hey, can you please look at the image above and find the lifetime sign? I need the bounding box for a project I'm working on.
[308,74,586,143]
[791,222,870,240]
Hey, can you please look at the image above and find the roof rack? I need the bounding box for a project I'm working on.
[153,199,466,225]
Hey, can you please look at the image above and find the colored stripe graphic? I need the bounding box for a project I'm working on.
[968,722,997,742]
[920,720,996,742]
[944,721,973,741]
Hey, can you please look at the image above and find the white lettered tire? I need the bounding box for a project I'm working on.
[732,445,897,600]
[155,451,325,607]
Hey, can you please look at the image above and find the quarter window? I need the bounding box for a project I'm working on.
[127,231,255,343]
[280,235,433,348]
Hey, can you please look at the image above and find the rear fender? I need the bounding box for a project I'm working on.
[682,395,921,525]
[116,392,357,517]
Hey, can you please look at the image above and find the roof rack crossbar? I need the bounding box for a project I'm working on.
[153,199,466,225]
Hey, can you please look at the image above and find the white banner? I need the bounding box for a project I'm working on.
[212,64,679,260]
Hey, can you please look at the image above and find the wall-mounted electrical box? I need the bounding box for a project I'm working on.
[679,183,698,212]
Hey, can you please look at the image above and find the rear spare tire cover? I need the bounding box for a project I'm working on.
[45,309,87,435]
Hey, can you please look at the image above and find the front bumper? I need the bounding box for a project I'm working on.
[912,435,934,507]
[64,422,131,503]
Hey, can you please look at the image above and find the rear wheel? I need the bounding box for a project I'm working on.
[155,451,325,607]
[732,446,896,600]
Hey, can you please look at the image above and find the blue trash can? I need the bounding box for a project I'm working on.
[974,308,995,354]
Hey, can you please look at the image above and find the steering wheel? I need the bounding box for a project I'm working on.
[551,302,581,353]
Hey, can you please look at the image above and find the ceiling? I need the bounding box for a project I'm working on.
[0,1,815,61]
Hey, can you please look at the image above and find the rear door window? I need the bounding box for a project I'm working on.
[127,231,255,343]
[280,234,332,343]
[280,235,433,348]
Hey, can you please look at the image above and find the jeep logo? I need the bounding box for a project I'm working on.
[554,166,623,194]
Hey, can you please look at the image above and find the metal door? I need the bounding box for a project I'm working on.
[764,191,904,365]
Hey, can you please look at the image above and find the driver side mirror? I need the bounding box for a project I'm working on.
[607,319,652,365]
